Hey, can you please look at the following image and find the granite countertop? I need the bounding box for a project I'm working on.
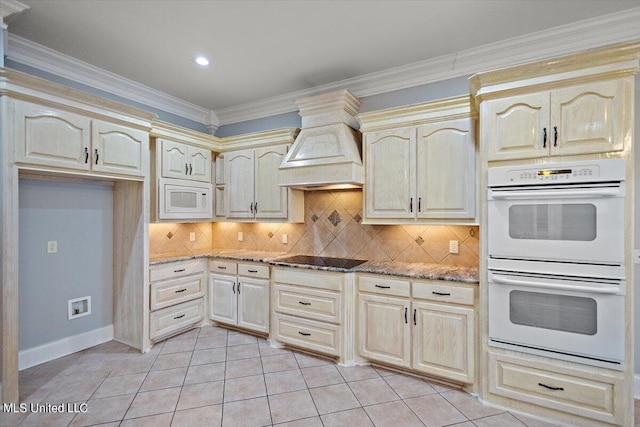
[150,250,479,284]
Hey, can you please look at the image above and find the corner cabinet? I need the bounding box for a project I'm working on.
[14,100,148,178]
[359,96,477,225]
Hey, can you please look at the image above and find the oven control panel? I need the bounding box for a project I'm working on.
[507,166,598,183]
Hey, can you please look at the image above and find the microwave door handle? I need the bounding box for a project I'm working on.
[491,274,620,294]
[490,188,621,200]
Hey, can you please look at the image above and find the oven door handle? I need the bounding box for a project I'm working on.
[490,188,621,200]
[492,274,621,294]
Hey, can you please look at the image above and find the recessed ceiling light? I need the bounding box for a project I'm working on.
[194,56,210,66]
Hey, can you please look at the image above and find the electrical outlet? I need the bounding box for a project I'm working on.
[189,232,196,242]
[47,241,58,254]
[282,234,288,244]
[238,232,243,242]
[449,240,459,254]
[634,249,640,264]
[68,296,91,320]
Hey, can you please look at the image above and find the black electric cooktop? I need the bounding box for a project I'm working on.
[276,255,367,269]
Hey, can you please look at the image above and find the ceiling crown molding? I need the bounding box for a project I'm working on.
[6,34,216,127]
[0,0,29,28]
[216,7,640,125]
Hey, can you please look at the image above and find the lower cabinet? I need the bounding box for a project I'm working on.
[149,259,206,341]
[358,274,476,384]
[209,259,270,334]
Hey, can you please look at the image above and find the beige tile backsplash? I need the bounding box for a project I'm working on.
[149,190,479,267]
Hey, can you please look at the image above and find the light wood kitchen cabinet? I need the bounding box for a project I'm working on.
[159,139,212,182]
[359,96,477,224]
[484,79,628,161]
[149,259,206,342]
[357,274,476,385]
[209,260,270,334]
[214,154,226,218]
[15,99,147,178]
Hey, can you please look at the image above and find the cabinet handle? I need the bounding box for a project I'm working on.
[217,266,227,270]
[174,314,185,320]
[175,288,187,293]
[250,202,254,214]
[254,202,257,213]
[553,126,558,147]
[410,197,413,213]
[298,331,311,336]
[413,309,416,326]
[298,301,311,306]
[538,382,564,391]
[189,164,193,175]
[232,283,236,294]
[84,147,89,164]
[418,197,422,212]
[405,307,408,324]
[95,149,99,165]
[543,127,547,148]
[185,163,189,175]
[375,284,391,289]
[237,283,241,294]
[432,291,451,296]
[174,268,186,273]
[248,269,258,273]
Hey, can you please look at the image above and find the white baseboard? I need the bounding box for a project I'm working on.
[635,374,640,399]
[19,325,114,371]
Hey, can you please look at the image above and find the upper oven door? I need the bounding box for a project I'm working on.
[488,182,624,264]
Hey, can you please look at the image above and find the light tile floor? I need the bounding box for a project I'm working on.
[2,325,638,427]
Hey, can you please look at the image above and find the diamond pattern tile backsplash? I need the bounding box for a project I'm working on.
[149,190,479,267]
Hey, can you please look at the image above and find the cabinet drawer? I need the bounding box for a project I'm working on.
[210,260,237,275]
[150,275,205,311]
[238,263,270,279]
[489,353,622,424]
[150,259,205,282]
[274,268,343,291]
[412,281,475,306]
[150,298,204,341]
[273,314,340,357]
[359,275,410,297]
[274,284,341,323]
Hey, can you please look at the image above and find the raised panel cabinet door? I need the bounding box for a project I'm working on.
[209,275,237,325]
[188,146,212,182]
[15,100,90,171]
[550,79,628,156]
[484,93,550,161]
[412,301,474,384]
[161,140,190,179]
[254,145,288,219]
[364,128,416,219]
[417,118,476,219]
[358,294,411,368]
[225,149,255,218]
[92,120,147,177]
[237,277,269,333]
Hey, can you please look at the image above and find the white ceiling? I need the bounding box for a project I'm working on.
[6,0,640,115]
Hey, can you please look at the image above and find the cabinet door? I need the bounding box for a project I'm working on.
[412,301,474,384]
[364,128,416,219]
[358,294,411,367]
[188,146,212,182]
[15,100,90,171]
[255,145,288,220]
[237,277,269,333]
[225,149,255,218]
[484,93,550,161]
[209,275,237,325]
[92,120,146,177]
[550,79,627,156]
[417,118,475,219]
[161,140,189,179]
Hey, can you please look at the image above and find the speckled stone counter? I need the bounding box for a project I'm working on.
[150,250,479,283]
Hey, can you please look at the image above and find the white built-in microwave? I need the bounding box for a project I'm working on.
[158,178,213,220]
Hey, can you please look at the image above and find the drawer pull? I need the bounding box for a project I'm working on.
[375,285,391,289]
[538,382,564,391]
[413,308,416,326]
[247,269,258,273]
[298,301,311,306]
[432,291,451,296]
[175,288,187,293]
[173,314,185,320]
[218,266,227,269]
[298,331,311,336]
[174,268,186,273]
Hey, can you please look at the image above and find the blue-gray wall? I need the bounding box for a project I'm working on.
[18,179,113,350]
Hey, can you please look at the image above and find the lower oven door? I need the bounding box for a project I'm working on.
[488,270,625,365]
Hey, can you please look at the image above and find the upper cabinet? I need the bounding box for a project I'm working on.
[14,100,148,178]
[159,139,212,182]
[359,96,477,225]
[470,42,637,163]
[484,80,627,161]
